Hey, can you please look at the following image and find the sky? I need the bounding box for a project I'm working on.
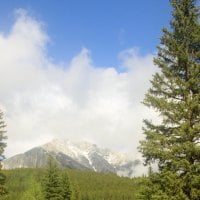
[0,1,171,159]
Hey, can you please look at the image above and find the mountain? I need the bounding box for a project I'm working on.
[2,138,142,177]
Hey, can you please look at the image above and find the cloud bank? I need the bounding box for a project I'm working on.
[0,9,157,159]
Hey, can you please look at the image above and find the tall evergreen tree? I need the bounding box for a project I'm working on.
[0,110,7,197]
[139,0,200,199]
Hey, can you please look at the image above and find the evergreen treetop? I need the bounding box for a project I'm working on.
[43,156,72,200]
[139,0,200,199]
[43,156,64,200]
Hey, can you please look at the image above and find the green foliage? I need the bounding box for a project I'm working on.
[43,156,70,200]
[61,171,72,200]
[3,169,44,200]
[3,168,145,200]
[21,175,44,200]
[67,169,142,200]
[0,111,7,197]
[71,182,80,200]
[139,0,200,199]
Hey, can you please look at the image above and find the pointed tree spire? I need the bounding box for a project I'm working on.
[139,0,200,199]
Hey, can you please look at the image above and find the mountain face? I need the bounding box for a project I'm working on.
[3,139,141,177]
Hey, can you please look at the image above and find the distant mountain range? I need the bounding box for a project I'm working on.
[3,138,143,177]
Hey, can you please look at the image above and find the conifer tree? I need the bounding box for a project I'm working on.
[43,156,64,200]
[0,110,7,196]
[43,156,72,200]
[139,0,200,199]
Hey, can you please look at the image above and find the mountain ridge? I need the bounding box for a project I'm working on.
[3,138,142,177]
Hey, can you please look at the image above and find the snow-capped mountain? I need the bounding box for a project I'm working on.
[3,138,142,177]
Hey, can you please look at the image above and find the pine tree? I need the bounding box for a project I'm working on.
[43,156,64,200]
[139,0,200,199]
[0,110,7,197]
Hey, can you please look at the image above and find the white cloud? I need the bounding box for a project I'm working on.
[0,9,157,161]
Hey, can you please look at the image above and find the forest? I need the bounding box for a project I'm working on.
[2,168,146,200]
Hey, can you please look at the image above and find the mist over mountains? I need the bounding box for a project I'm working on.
[3,138,146,177]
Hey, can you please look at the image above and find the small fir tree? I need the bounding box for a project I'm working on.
[43,156,64,200]
[139,0,200,199]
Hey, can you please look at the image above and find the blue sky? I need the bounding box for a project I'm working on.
[0,1,172,163]
[0,0,171,68]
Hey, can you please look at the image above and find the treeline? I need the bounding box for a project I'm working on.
[2,168,146,200]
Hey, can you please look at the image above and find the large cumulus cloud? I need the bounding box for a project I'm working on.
[0,9,157,159]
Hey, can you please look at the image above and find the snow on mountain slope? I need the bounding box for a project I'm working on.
[3,138,143,177]
[42,139,131,166]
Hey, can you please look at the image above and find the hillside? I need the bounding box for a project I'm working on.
[3,168,146,200]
